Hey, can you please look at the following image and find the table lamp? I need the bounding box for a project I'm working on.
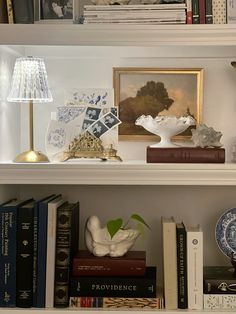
[7,57,53,163]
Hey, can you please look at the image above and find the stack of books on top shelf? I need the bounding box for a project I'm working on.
[83,3,187,25]
[162,217,203,310]
[69,250,164,309]
[203,266,236,310]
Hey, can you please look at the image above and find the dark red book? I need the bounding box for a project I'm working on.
[199,0,206,23]
[146,147,225,163]
[72,250,146,276]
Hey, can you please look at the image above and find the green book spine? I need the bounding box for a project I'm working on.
[205,0,213,24]
[192,0,200,23]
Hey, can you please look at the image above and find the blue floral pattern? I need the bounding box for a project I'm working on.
[215,208,236,259]
[57,107,85,123]
[47,128,66,148]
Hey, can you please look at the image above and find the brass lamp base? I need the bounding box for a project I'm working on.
[14,150,49,163]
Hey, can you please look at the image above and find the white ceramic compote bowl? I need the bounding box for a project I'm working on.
[135,115,195,147]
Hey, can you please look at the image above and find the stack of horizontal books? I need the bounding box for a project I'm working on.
[83,3,187,25]
[69,250,163,309]
[203,266,236,310]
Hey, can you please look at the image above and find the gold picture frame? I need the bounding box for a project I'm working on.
[113,67,203,141]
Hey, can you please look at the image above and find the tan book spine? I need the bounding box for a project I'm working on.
[6,0,14,23]
[212,0,226,24]
[162,216,178,310]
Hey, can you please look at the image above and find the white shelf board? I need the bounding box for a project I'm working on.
[1,160,236,185]
[0,310,233,314]
[1,24,236,46]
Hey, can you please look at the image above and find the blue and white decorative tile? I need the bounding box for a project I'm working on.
[57,106,86,124]
[64,88,114,108]
[45,120,72,160]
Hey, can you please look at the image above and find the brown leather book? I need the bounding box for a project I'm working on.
[147,147,225,163]
[199,0,206,24]
[72,250,146,276]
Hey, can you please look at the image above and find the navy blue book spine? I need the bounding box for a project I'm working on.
[0,203,17,307]
[32,202,38,307]
[36,195,57,307]
[16,201,35,308]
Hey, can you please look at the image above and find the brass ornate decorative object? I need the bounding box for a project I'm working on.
[62,132,122,162]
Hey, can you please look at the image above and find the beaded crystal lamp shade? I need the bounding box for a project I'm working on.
[7,57,53,163]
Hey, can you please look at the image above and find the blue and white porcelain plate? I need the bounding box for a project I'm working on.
[215,207,236,259]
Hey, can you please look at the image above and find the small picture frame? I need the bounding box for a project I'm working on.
[39,0,78,22]
[113,67,203,141]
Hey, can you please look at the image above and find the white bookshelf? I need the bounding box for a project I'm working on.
[1,23,236,313]
[1,161,236,185]
[1,24,236,46]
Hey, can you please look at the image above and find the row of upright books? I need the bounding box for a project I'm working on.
[162,216,236,310]
[162,217,203,309]
[187,0,236,24]
[0,194,164,309]
[0,195,80,308]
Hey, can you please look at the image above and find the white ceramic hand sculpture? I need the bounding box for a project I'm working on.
[85,215,140,257]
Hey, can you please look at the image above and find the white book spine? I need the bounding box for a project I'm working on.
[187,227,203,309]
[45,197,65,308]
[204,294,236,310]
[162,218,178,310]
[227,0,236,24]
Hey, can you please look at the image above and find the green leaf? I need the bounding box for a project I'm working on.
[131,214,150,229]
[136,223,145,239]
[107,218,123,239]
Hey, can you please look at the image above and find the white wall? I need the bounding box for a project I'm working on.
[0,46,24,162]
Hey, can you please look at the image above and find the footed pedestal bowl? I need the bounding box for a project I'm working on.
[135,115,195,147]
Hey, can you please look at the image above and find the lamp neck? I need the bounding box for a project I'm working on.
[29,100,34,151]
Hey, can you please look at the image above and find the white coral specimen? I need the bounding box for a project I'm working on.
[191,124,223,148]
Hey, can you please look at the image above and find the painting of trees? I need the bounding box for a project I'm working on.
[119,80,174,136]
[113,68,203,139]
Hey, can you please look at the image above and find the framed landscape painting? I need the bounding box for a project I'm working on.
[113,67,203,141]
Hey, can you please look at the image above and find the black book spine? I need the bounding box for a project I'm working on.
[176,223,188,309]
[16,201,34,308]
[204,279,236,294]
[54,202,80,308]
[12,0,34,23]
[192,0,200,23]
[205,0,213,24]
[70,267,156,298]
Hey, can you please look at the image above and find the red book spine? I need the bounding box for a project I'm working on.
[146,147,225,163]
[72,250,146,276]
[199,0,206,23]
[186,0,193,24]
